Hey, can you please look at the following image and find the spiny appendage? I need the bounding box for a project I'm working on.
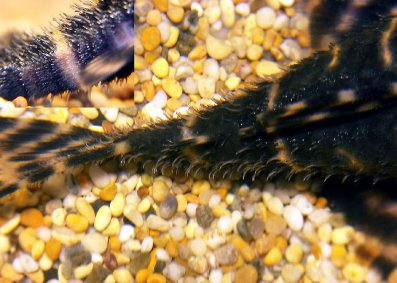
[0,0,134,101]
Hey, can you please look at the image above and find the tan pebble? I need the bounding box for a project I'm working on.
[152,57,169,78]
[147,9,162,26]
[31,240,45,260]
[141,26,161,51]
[19,228,37,253]
[27,269,45,283]
[206,35,233,60]
[0,214,20,234]
[80,108,99,120]
[66,213,89,233]
[225,77,241,90]
[95,206,112,231]
[281,264,304,283]
[188,45,207,60]
[167,5,184,23]
[147,215,170,232]
[51,207,67,226]
[74,263,94,279]
[256,60,282,77]
[102,218,121,236]
[285,243,304,264]
[1,263,23,281]
[113,268,134,283]
[100,183,117,201]
[0,234,10,252]
[110,193,126,217]
[20,208,44,228]
[76,197,95,224]
[235,264,258,283]
[152,179,170,202]
[264,247,282,266]
[134,90,145,103]
[82,232,108,254]
[343,263,367,282]
[45,238,62,261]
[247,44,264,61]
[147,273,167,283]
[162,77,183,98]
[152,0,168,12]
[164,26,180,48]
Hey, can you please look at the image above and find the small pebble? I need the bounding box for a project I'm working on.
[76,197,95,224]
[82,232,108,254]
[206,35,233,60]
[141,236,154,253]
[283,205,304,231]
[110,193,126,217]
[267,196,284,215]
[66,213,89,233]
[14,253,39,273]
[189,238,207,256]
[248,218,265,239]
[119,224,135,242]
[113,268,134,283]
[235,264,258,283]
[332,226,354,245]
[220,0,235,28]
[89,164,111,188]
[147,215,170,232]
[343,263,367,282]
[20,208,44,228]
[281,264,304,283]
[159,195,178,219]
[264,247,282,266]
[214,243,238,265]
[188,256,208,274]
[198,76,216,98]
[51,208,67,226]
[94,206,112,231]
[162,77,183,98]
[217,216,233,234]
[141,26,161,51]
[45,238,62,261]
[256,60,282,77]
[256,7,276,29]
[151,57,169,78]
[286,243,304,264]
[0,214,20,234]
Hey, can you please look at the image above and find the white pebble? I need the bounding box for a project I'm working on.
[256,7,276,29]
[88,164,110,188]
[14,253,39,273]
[175,64,194,80]
[235,3,250,16]
[100,108,119,122]
[203,59,220,81]
[63,194,77,209]
[308,209,331,226]
[186,203,198,218]
[164,261,186,282]
[220,0,235,28]
[169,226,185,241]
[91,253,104,264]
[209,268,223,283]
[189,238,207,256]
[158,21,170,42]
[198,76,216,98]
[82,232,108,254]
[208,194,221,207]
[36,227,52,242]
[153,90,168,108]
[141,236,154,253]
[156,248,171,262]
[273,14,289,30]
[291,194,314,215]
[280,39,304,61]
[217,216,233,234]
[283,205,304,231]
[119,224,135,242]
[267,196,284,215]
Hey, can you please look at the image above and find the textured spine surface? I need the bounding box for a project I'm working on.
[0,0,134,101]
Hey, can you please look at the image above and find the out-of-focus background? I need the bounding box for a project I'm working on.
[0,0,77,36]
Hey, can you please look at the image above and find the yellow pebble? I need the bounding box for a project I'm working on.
[167,5,184,24]
[192,180,211,195]
[168,48,180,63]
[247,44,264,61]
[136,269,150,283]
[74,263,94,279]
[95,206,112,231]
[141,27,161,51]
[343,263,367,282]
[285,243,304,264]
[45,238,62,261]
[138,198,152,213]
[113,268,134,283]
[100,183,117,201]
[152,57,169,78]
[164,27,180,48]
[264,247,282,266]
[51,207,67,226]
[18,227,37,253]
[176,194,187,212]
[80,108,99,120]
[134,55,148,70]
[109,236,121,252]
[256,60,282,77]
[0,234,10,252]
[20,208,44,228]
[1,263,23,281]
[76,197,95,224]
[152,0,168,12]
[66,213,89,233]
[110,193,126,217]
[147,10,162,26]
[32,240,45,260]
[0,214,20,234]
[27,269,45,283]
[331,244,347,267]
[225,77,241,90]
[147,273,167,283]
[162,77,183,98]
[235,264,258,283]
[188,45,207,60]
[102,218,121,236]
